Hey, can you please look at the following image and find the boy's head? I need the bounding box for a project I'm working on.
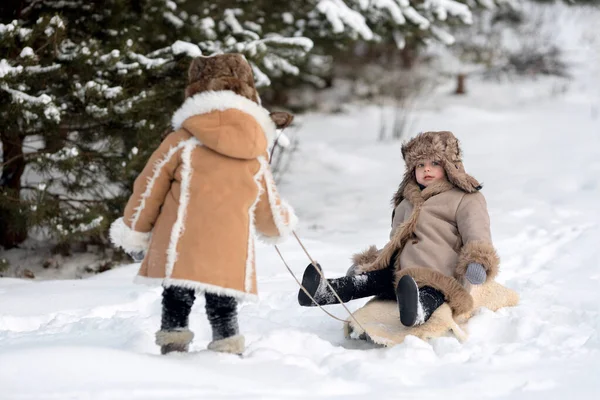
[393,131,482,205]
[185,54,259,103]
[414,159,446,187]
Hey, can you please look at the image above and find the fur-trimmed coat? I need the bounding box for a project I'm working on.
[354,131,500,316]
[110,90,297,300]
[356,179,499,316]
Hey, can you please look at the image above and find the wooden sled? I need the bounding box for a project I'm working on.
[344,281,519,346]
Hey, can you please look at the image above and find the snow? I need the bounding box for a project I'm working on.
[0,59,23,78]
[282,12,295,24]
[402,6,431,29]
[2,72,599,397]
[171,40,202,57]
[317,0,374,40]
[128,52,169,69]
[1,84,62,123]
[0,21,17,34]
[431,26,456,45]
[372,0,407,25]
[223,9,244,34]
[163,11,184,28]
[19,47,35,58]
[251,62,271,87]
[263,54,301,76]
[2,5,600,399]
[393,30,406,49]
[261,36,314,52]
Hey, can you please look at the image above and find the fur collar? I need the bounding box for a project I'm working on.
[402,179,455,206]
[171,90,276,147]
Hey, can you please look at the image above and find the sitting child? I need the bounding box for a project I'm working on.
[298,131,499,327]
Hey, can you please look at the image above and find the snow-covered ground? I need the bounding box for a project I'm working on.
[1,73,598,398]
[2,7,600,399]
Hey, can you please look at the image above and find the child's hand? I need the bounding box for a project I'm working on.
[270,112,294,130]
[128,251,145,262]
[465,263,487,285]
[346,264,359,276]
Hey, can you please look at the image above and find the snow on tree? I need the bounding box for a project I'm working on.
[0,0,313,249]
[0,0,524,249]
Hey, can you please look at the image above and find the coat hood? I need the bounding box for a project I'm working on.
[171,90,276,159]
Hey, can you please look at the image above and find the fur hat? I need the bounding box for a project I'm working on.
[184,54,294,130]
[393,131,481,206]
[185,54,260,104]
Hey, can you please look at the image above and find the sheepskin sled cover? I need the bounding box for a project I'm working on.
[344,281,519,346]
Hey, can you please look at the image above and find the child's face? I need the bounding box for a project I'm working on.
[415,159,446,187]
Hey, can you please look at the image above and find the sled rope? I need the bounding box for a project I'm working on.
[274,246,346,323]
[270,128,368,332]
[274,243,368,333]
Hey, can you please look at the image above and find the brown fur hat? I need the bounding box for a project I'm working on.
[393,131,481,206]
[185,54,260,104]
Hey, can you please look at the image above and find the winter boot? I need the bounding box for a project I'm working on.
[396,275,445,327]
[156,329,194,355]
[158,286,196,354]
[297,263,395,306]
[205,292,244,355]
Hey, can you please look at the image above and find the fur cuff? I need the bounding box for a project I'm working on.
[155,328,194,346]
[395,267,475,316]
[351,246,380,268]
[109,217,151,253]
[207,334,245,355]
[455,240,500,282]
[256,201,298,245]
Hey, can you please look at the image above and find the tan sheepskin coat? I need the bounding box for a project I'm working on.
[354,131,499,316]
[110,91,297,300]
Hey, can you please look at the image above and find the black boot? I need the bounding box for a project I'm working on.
[297,263,395,306]
[396,275,445,327]
[205,292,239,340]
[205,293,245,354]
[157,286,196,354]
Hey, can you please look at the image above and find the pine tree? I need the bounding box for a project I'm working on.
[1,0,519,250]
[0,0,313,249]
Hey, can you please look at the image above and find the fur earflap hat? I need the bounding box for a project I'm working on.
[184,54,294,130]
[393,131,481,206]
[185,53,260,104]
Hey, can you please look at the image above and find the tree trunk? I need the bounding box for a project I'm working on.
[401,44,417,70]
[455,73,467,95]
[0,131,28,248]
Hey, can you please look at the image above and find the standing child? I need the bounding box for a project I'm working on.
[110,54,297,355]
[298,131,499,327]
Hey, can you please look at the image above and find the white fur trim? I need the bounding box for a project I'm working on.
[134,275,258,302]
[255,157,298,245]
[171,90,276,147]
[130,140,188,230]
[109,217,151,253]
[155,329,194,346]
[245,159,267,292]
[207,334,245,354]
[165,138,198,279]
[163,278,259,302]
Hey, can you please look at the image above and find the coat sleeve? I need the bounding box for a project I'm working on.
[254,156,298,244]
[455,191,500,282]
[109,131,187,253]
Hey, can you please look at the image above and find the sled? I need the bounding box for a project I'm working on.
[344,281,519,346]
